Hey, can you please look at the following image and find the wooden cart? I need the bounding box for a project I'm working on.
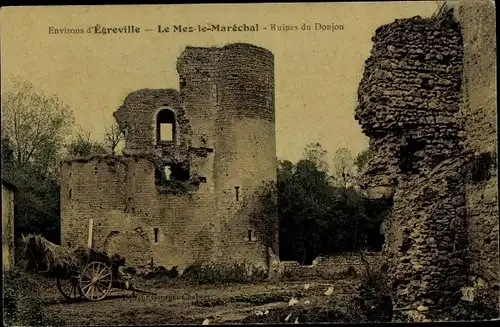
[21,233,154,301]
[56,259,156,301]
[57,260,115,301]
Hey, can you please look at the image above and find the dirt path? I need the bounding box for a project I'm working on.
[40,278,359,325]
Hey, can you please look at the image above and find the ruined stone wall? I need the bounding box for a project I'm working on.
[60,155,217,269]
[61,43,277,271]
[356,2,499,321]
[114,89,189,152]
[457,0,499,307]
[177,47,219,151]
[60,157,128,249]
[281,253,383,279]
[355,11,468,322]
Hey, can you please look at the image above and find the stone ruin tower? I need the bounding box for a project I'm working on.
[60,43,278,271]
[356,1,498,322]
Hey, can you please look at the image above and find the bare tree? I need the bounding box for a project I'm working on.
[1,77,74,177]
[303,142,329,172]
[332,148,355,188]
[433,0,449,18]
[103,122,125,155]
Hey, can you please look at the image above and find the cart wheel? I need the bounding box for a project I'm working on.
[79,261,113,301]
[57,274,82,300]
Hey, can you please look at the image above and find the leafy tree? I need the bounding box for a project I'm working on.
[248,181,279,254]
[277,159,294,182]
[1,77,75,243]
[250,143,387,265]
[11,167,61,243]
[1,155,63,244]
[354,148,373,174]
[1,77,74,178]
[286,158,337,263]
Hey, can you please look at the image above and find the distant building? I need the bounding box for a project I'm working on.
[2,178,16,270]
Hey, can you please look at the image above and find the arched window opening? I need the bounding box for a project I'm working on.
[156,109,175,144]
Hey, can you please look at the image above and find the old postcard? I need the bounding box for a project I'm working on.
[1,0,498,324]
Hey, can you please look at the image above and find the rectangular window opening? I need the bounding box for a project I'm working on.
[159,123,173,142]
[154,228,159,243]
[155,163,190,188]
[235,186,240,201]
[248,229,254,242]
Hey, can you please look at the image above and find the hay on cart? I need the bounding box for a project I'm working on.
[21,234,112,278]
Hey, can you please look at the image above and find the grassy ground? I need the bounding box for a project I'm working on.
[5,269,497,325]
[4,270,369,325]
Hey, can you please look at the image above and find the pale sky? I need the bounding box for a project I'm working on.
[0,2,439,167]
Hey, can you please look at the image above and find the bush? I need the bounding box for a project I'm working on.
[353,253,393,322]
[4,269,64,326]
[151,265,178,278]
[451,298,499,321]
[179,261,268,285]
[450,280,500,321]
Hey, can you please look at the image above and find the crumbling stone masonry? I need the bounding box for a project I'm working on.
[60,43,278,272]
[458,0,498,312]
[356,2,498,322]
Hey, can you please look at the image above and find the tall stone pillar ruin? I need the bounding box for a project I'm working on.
[355,1,498,321]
